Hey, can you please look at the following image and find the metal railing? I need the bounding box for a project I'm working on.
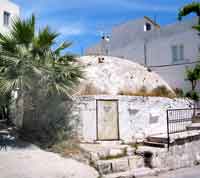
[166,108,199,150]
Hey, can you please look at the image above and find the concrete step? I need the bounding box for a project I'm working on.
[80,144,135,161]
[187,123,200,131]
[94,140,123,145]
[95,156,144,175]
[192,116,200,123]
[146,136,168,144]
[102,167,158,178]
[143,141,166,148]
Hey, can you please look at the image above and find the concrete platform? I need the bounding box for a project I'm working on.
[187,123,200,130]
[147,130,200,144]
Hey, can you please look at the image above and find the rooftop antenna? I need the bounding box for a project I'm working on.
[154,14,157,25]
[97,25,110,56]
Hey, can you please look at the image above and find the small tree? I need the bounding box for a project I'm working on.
[185,65,200,102]
[186,65,200,91]
[0,15,83,143]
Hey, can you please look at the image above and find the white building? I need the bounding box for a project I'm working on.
[0,0,20,34]
[86,17,200,92]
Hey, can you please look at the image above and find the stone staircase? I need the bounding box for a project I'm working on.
[80,143,159,178]
[80,122,200,177]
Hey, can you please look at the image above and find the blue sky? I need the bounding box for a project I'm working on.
[13,0,196,55]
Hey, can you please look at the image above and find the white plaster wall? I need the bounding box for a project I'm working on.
[147,30,199,66]
[75,96,193,143]
[75,97,97,142]
[0,0,20,34]
[152,63,199,92]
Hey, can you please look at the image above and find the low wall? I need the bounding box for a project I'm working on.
[73,96,192,143]
[142,132,200,170]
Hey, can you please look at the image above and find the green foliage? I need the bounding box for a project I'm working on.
[193,24,200,32]
[0,15,83,144]
[20,92,78,147]
[0,15,83,97]
[185,90,199,101]
[178,1,200,34]
[186,65,200,90]
[178,2,200,25]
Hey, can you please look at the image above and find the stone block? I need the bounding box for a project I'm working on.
[126,147,135,156]
[109,148,125,157]
[112,159,129,172]
[97,162,112,175]
[98,150,110,159]
[129,156,144,169]
[90,152,99,162]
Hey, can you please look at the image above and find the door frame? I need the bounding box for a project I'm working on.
[96,99,120,141]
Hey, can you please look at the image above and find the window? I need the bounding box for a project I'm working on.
[144,23,151,31]
[180,45,184,60]
[172,45,178,62]
[3,11,10,26]
[171,45,184,63]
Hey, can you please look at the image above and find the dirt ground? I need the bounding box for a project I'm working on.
[0,139,98,178]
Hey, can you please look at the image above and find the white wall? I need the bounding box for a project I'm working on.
[106,30,200,91]
[0,0,20,34]
[74,95,193,143]
[147,30,200,91]
[147,30,199,66]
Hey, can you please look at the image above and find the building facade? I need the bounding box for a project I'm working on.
[0,0,20,34]
[86,17,200,91]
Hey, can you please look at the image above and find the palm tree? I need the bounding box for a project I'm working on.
[186,67,199,91]
[0,15,82,98]
[178,2,200,31]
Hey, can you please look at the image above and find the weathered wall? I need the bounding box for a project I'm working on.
[150,133,200,170]
[13,94,193,144]
[74,96,193,143]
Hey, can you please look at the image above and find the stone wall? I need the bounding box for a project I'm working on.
[141,132,200,170]
[73,96,193,143]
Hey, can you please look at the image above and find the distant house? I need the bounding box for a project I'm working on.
[0,0,20,34]
[86,16,200,91]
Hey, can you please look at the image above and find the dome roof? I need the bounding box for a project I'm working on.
[76,56,175,97]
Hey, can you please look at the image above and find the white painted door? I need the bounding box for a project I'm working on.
[97,100,119,140]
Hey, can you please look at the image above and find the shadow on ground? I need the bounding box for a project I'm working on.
[0,122,31,150]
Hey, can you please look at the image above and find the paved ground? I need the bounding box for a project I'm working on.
[144,166,200,178]
[0,139,99,178]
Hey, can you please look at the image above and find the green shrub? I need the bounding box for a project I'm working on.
[19,90,79,148]
[185,91,200,101]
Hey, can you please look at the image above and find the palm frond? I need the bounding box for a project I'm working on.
[0,14,83,98]
[10,15,35,46]
[178,2,200,21]
[54,41,72,55]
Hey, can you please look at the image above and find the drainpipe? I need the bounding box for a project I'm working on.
[144,38,148,67]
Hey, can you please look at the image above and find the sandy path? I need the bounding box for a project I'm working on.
[0,144,98,178]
